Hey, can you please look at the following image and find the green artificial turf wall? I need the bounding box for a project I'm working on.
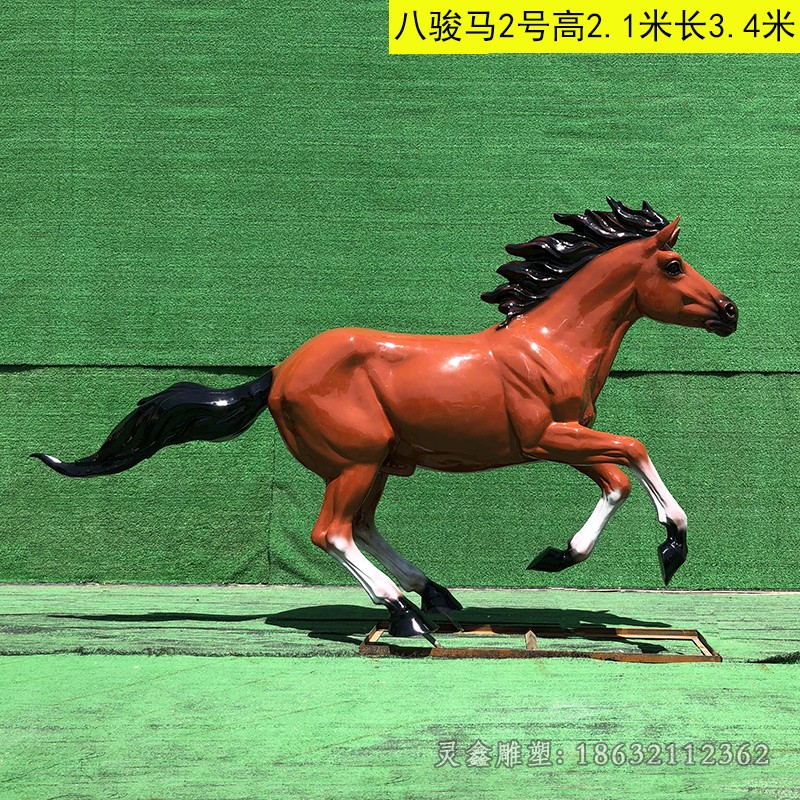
[2,3,798,370]
[1,2,798,587]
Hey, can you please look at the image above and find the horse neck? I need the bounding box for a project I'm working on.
[494,255,641,387]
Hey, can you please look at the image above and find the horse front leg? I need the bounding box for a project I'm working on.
[529,422,688,584]
[529,464,631,572]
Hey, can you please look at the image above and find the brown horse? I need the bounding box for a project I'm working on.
[33,198,737,639]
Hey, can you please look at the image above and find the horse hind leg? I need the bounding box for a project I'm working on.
[352,472,464,619]
[529,464,630,572]
[312,463,438,639]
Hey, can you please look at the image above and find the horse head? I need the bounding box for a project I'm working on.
[631,218,738,337]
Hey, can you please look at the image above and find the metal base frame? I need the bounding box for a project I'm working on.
[359,621,722,663]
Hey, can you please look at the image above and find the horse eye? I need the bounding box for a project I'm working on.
[662,260,682,276]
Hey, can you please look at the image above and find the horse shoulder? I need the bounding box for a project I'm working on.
[490,340,595,450]
[492,340,583,401]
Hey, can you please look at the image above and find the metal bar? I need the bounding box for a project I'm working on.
[692,630,719,658]
[359,623,722,663]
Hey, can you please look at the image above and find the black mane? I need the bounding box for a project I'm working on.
[481,197,670,325]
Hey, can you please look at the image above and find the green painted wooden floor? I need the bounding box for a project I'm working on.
[1,585,798,799]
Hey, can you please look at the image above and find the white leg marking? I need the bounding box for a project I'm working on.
[354,524,429,593]
[569,489,626,561]
[629,457,688,531]
[325,535,403,604]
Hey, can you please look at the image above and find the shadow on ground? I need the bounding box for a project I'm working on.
[52,612,268,623]
[265,605,673,652]
[53,604,672,653]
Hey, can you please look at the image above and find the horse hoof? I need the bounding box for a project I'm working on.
[658,539,687,585]
[420,581,464,614]
[527,547,577,572]
[386,597,439,637]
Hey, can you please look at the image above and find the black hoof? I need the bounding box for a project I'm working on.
[527,547,577,572]
[385,597,438,637]
[420,581,463,614]
[658,539,687,585]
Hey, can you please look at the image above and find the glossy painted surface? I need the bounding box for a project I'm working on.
[34,200,738,630]
[265,208,736,609]
[32,373,275,477]
[268,216,736,482]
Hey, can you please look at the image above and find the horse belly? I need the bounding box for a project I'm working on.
[374,360,520,472]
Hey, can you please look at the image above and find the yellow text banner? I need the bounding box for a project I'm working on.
[389,1,800,51]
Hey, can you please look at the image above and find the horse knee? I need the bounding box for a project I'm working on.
[608,473,632,504]
[311,527,329,550]
[621,437,648,467]
[311,526,354,555]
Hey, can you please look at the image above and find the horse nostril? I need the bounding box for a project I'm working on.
[719,298,738,321]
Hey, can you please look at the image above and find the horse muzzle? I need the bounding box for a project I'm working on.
[705,296,738,337]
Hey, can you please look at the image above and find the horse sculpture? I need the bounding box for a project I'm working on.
[33,198,737,640]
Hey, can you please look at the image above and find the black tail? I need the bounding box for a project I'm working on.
[31,368,275,478]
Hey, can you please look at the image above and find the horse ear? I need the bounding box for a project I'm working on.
[653,217,681,250]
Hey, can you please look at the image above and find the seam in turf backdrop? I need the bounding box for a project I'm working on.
[4,368,797,589]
